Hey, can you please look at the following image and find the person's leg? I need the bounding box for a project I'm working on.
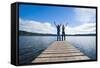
[61,33,63,41]
[57,32,58,41]
[64,33,65,40]
[62,33,64,40]
[58,34,60,41]
[59,33,61,41]
[61,35,63,41]
[62,35,63,41]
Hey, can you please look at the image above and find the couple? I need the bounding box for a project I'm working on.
[54,22,67,41]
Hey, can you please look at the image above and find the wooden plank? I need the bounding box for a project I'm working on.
[44,49,80,51]
[42,51,81,54]
[32,56,90,63]
[38,52,84,57]
[43,49,80,52]
[32,41,90,63]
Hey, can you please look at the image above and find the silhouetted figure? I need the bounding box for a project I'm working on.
[62,25,66,41]
[54,22,61,41]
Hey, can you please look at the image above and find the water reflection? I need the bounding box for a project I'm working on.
[19,36,96,64]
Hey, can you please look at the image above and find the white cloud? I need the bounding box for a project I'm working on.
[19,18,56,34]
[65,23,96,34]
[74,8,96,23]
[19,18,96,35]
[63,7,96,35]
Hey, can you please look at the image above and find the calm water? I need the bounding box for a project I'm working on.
[19,36,96,64]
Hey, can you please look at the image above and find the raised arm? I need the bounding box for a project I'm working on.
[66,23,68,26]
[54,21,57,27]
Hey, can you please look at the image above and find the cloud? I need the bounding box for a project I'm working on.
[63,7,96,35]
[19,18,56,34]
[65,23,96,34]
[19,18,96,35]
[74,8,96,23]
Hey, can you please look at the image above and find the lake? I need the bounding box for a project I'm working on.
[19,36,96,64]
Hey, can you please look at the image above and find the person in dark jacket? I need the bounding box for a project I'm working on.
[62,25,65,41]
[54,22,61,41]
[62,23,67,41]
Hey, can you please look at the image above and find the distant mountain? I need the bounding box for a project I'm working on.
[66,34,96,36]
[19,31,96,36]
[19,31,56,36]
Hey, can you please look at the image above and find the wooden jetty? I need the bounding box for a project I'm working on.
[32,41,90,63]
